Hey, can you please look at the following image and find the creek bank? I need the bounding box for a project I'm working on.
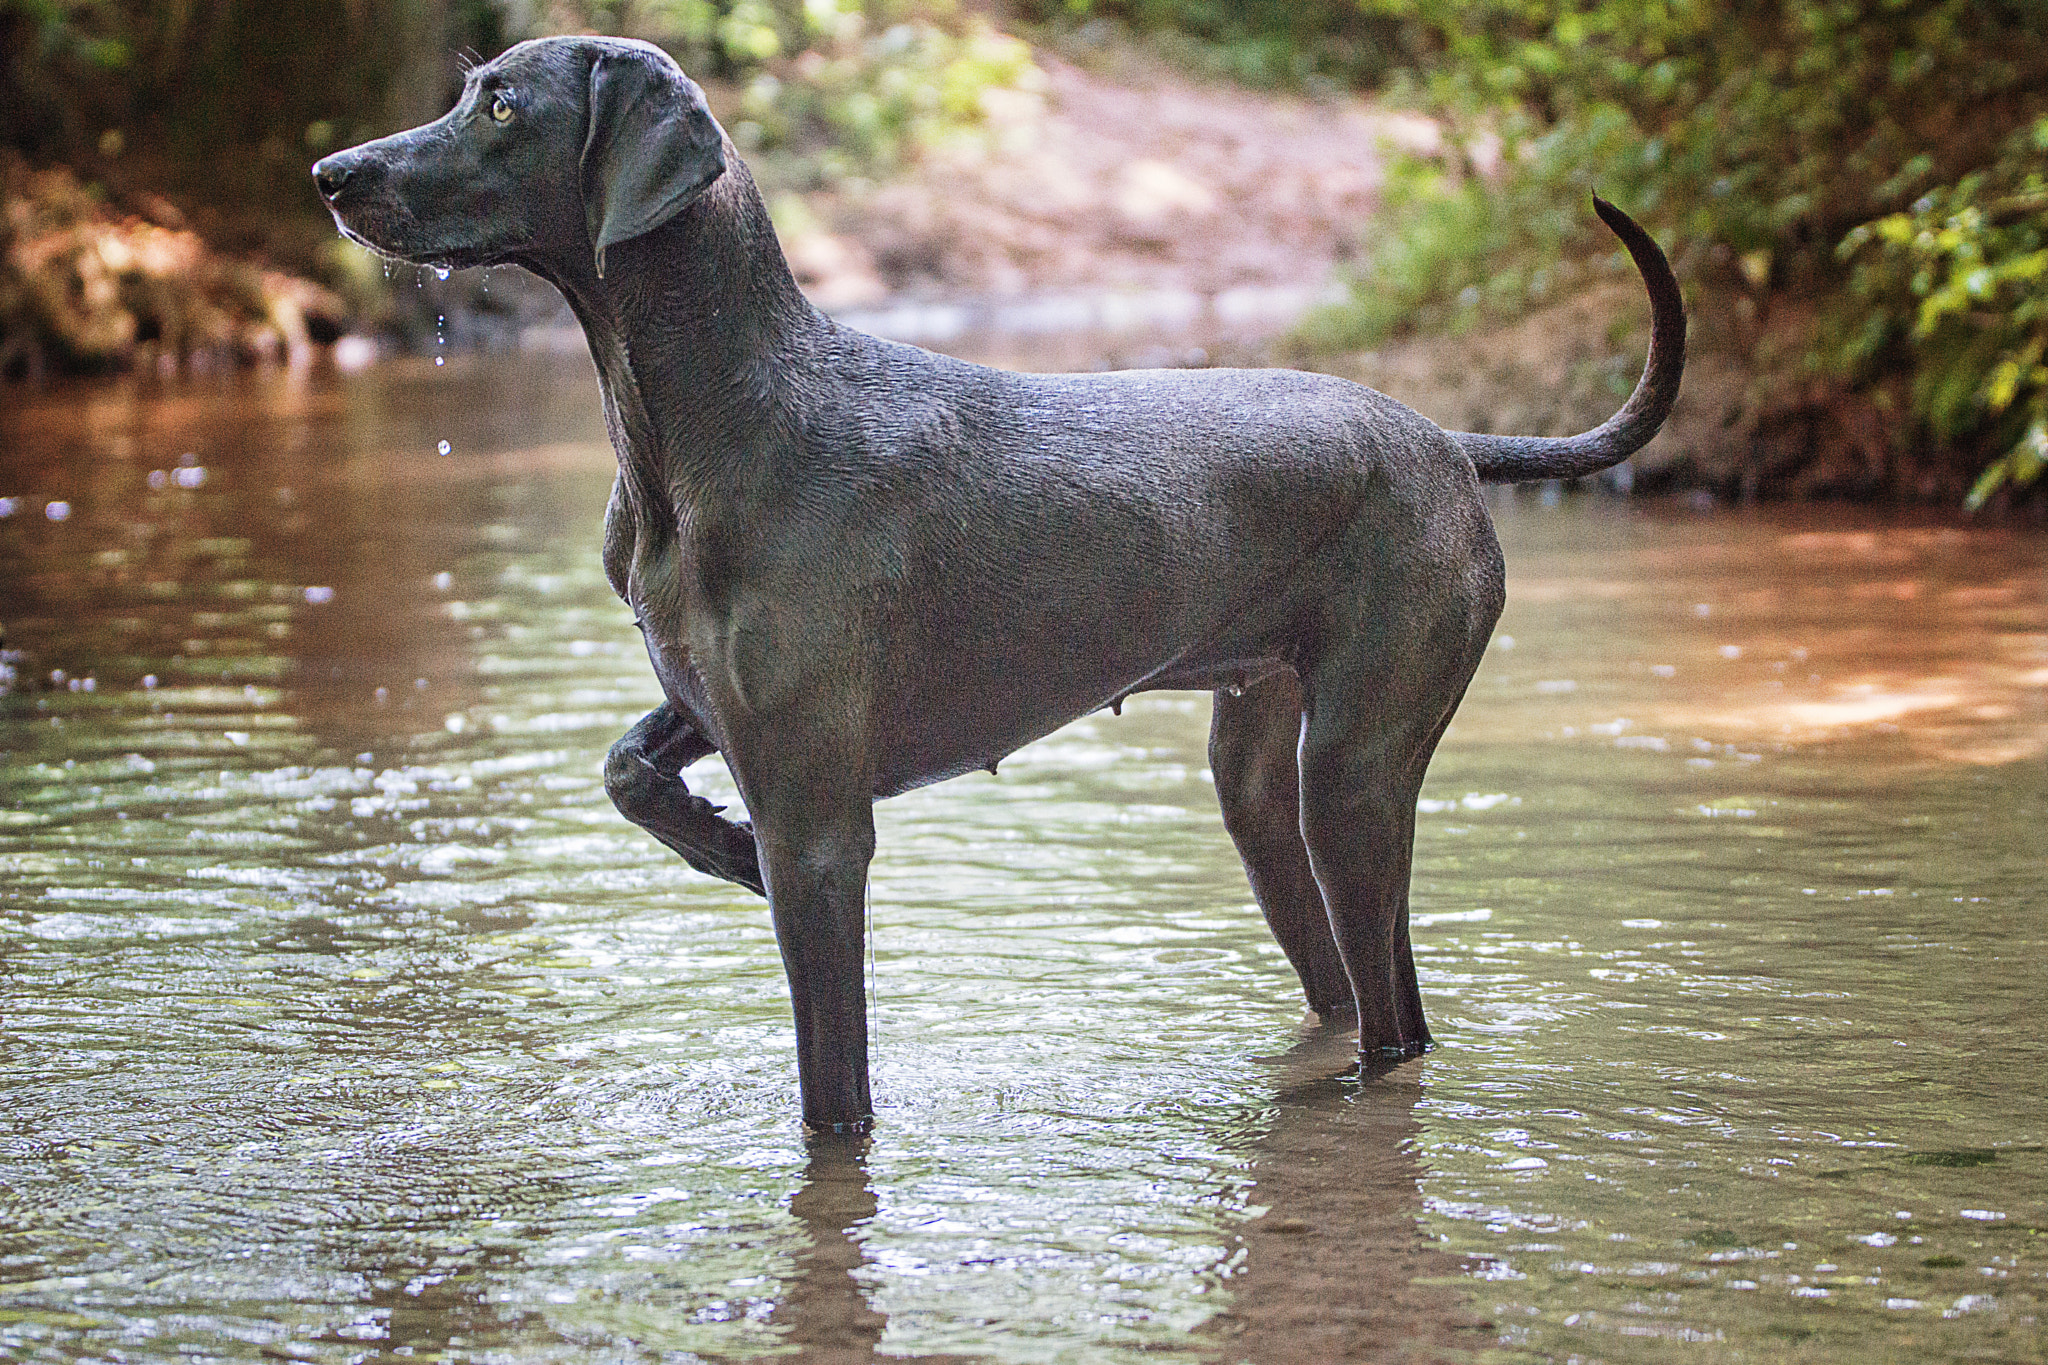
[0,152,351,381]
[1320,285,2025,510]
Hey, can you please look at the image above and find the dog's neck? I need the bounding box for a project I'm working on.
[537,156,824,578]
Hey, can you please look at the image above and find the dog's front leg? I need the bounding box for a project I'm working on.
[746,768,877,1134]
[604,705,765,895]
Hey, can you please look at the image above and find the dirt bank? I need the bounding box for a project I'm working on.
[0,152,349,381]
[771,49,1436,307]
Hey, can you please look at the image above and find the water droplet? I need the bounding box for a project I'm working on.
[45,500,71,521]
[435,356,445,366]
[434,265,451,281]
[436,439,452,456]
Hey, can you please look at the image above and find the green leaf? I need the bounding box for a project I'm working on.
[1965,461,2009,511]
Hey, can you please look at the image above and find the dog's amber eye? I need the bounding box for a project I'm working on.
[489,93,514,124]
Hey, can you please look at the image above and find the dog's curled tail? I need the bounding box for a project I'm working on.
[1455,195,1685,485]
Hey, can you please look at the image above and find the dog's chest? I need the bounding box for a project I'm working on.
[631,523,840,726]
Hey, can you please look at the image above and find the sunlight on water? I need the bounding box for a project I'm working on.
[1,357,2042,1363]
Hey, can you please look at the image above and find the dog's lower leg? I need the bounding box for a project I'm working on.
[1297,727,1431,1058]
[604,705,765,895]
[1297,617,1493,1057]
[1209,675,1353,1017]
[754,798,878,1133]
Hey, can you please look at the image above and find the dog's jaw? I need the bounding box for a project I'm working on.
[323,189,508,274]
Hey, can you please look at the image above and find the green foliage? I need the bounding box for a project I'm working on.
[1295,156,1575,351]
[1838,117,2048,506]
[738,6,1041,186]
[1017,0,1407,90]
[0,0,478,250]
[1297,97,1659,351]
[554,1,1041,186]
[2,0,133,71]
[1300,0,2048,501]
[0,0,1031,235]
[1,0,411,159]
[1334,0,2048,282]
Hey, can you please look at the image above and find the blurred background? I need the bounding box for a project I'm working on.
[4,0,2047,508]
[3,6,2046,1364]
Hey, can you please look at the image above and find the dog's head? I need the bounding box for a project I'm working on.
[312,36,726,278]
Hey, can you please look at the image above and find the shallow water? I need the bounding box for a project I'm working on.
[2,354,2043,1363]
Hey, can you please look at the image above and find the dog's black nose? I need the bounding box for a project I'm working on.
[311,154,354,200]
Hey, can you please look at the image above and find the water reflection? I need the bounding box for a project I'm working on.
[763,1144,895,1363]
[750,1033,1478,1365]
[1206,1029,1483,1363]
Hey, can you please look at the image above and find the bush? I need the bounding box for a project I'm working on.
[730,7,1042,189]
[1304,0,2048,502]
[0,0,1036,251]
[553,1,1041,188]
[0,0,442,219]
[1293,104,1641,353]
[1837,115,2048,506]
[1016,0,1408,91]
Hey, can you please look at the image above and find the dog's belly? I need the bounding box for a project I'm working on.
[857,475,1347,794]
[869,608,1290,798]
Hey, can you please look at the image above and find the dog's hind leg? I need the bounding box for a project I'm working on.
[1296,534,1504,1059]
[605,705,765,895]
[1209,672,1353,1017]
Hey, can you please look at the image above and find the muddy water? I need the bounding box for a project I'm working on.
[1,353,2043,1364]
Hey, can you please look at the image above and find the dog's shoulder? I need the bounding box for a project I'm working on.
[798,327,1024,454]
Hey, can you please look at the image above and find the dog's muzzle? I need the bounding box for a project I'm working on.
[311,149,375,204]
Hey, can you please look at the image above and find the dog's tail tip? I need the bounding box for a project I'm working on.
[1455,195,1686,486]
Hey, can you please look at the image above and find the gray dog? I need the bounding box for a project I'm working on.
[315,35,1683,1133]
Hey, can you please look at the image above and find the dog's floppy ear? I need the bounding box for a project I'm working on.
[581,40,726,278]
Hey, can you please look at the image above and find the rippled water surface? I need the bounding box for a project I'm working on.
[3,355,2044,1363]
